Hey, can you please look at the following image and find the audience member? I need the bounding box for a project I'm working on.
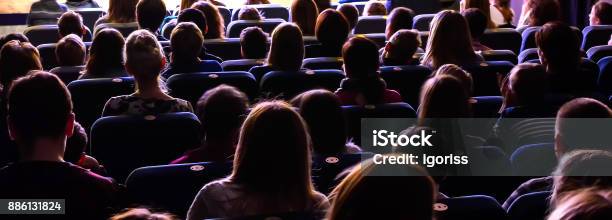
[308,9,350,58]
[547,187,612,220]
[192,1,226,39]
[291,0,319,36]
[65,0,101,9]
[180,0,200,11]
[550,150,612,204]
[80,28,127,79]
[418,75,471,124]
[337,3,359,31]
[518,0,561,28]
[136,0,168,39]
[250,23,304,81]
[380,29,421,66]
[386,7,415,39]
[28,0,68,26]
[95,0,138,27]
[499,63,548,113]
[490,0,515,27]
[244,0,270,4]
[162,22,222,79]
[589,1,612,26]
[64,122,101,171]
[58,11,87,39]
[0,34,29,49]
[240,27,268,60]
[460,0,495,28]
[462,8,492,51]
[54,34,86,68]
[0,41,42,96]
[111,208,178,220]
[363,1,387,16]
[238,6,263,20]
[433,64,473,95]
[178,8,209,37]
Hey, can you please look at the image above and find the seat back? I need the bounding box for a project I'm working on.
[379,65,432,106]
[167,71,258,105]
[598,56,612,95]
[161,20,177,40]
[94,23,139,38]
[75,8,106,31]
[24,25,60,46]
[356,33,387,48]
[480,28,522,54]
[302,57,344,70]
[311,152,374,195]
[260,69,345,99]
[587,45,612,63]
[511,143,557,176]
[218,6,232,27]
[507,191,552,220]
[27,10,65,26]
[49,66,84,85]
[518,48,539,63]
[581,25,612,51]
[471,96,503,118]
[520,26,582,52]
[37,43,59,70]
[480,50,518,64]
[342,103,417,145]
[126,161,232,217]
[413,14,435,31]
[221,59,265,72]
[353,16,387,34]
[462,61,514,96]
[231,4,289,21]
[205,38,243,60]
[91,112,201,182]
[226,18,284,38]
[435,195,508,220]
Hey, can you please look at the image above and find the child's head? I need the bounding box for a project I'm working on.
[86,28,125,75]
[178,8,208,35]
[58,11,85,38]
[191,1,225,39]
[55,34,86,67]
[536,22,581,71]
[551,150,612,205]
[462,8,487,40]
[434,64,473,96]
[343,36,380,78]
[124,30,165,80]
[316,9,350,51]
[363,0,387,16]
[292,0,319,35]
[386,7,415,39]
[0,40,42,89]
[196,85,249,142]
[336,3,359,31]
[504,63,547,107]
[238,6,263,20]
[240,27,268,59]
[590,1,612,26]
[136,0,167,33]
[384,29,420,65]
[0,33,29,49]
[268,23,304,71]
[418,75,471,120]
[170,22,204,64]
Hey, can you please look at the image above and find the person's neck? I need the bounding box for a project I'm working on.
[134,79,168,99]
[20,138,65,162]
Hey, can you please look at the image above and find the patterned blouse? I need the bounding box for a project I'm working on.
[102,95,193,117]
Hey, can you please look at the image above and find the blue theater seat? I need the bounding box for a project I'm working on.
[230,4,289,22]
[480,50,518,64]
[353,16,387,34]
[161,20,177,40]
[302,57,344,70]
[90,112,202,182]
[342,103,417,145]
[166,71,259,105]
[221,59,265,72]
[510,143,557,176]
[37,43,60,70]
[598,56,612,95]
[311,152,374,195]
[74,8,106,31]
[218,6,232,27]
[379,65,432,106]
[507,191,552,220]
[356,33,387,48]
[434,195,508,220]
[94,23,139,38]
[49,66,84,85]
[480,28,522,54]
[413,14,435,31]
[226,18,284,38]
[204,38,243,61]
[462,61,514,96]
[587,45,612,64]
[518,48,539,64]
[471,96,503,118]
[24,25,92,46]
[581,25,612,51]
[260,69,345,99]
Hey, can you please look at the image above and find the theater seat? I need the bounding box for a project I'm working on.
[49,66,84,85]
[24,25,92,46]
[462,61,514,96]
[413,14,435,31]
[75,8,106,31]
[471,96,503,118]
[94,22,139,38]
[518,48,539,64]
[507,191,552,220]
[161,20,177,40]
[302,57,344,70]
[126,161,233,217]
[510,143,557,176]
[311,152,374,195]
[480,50,518,64]
[434,195,508,220]
[356,33,387,48]
[520,26,582,52]
[230,4,289,21]
[353,16,387,34]
[167,71,258,105]
[342,103,417,145]
[218,6,232,27]
[67,77,136,131]
[587,45,612,64]
[379,65,432,106]
[260,69,345,99]
[480,28,522,54]
[37,43,60,70]
[226,19,284,38]
[598,56,612,95]
[221,59,265,72]
[204,38,243,61]
[581,25,612,51]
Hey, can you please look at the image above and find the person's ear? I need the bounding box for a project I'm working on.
[64,113,75,138]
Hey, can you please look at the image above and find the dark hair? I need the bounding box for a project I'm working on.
[592,1,612,25]
[238,6,262,20]
[55,34,86,67]
[58,11,84,38]
[171,22,203,66]
[422,10,479,69]
[136,0,167,33]
[125,30,165,81]
[314,0,331,12]
[240,27,268,59]
[316,9,350,56]
[197,85,249,143]
[418,75,471,122]
[292,0,319,35]
[0,40,42,90]
[64,122,87,164]
[178,8,208,35]
[507,63,547,106]
[107,0,138,23]
[529,0,561,26]
[555,98,612,153]
[363,1,387,16]
[7,71,72,146]
[192,1,225,39]
[0,33,29,49]
[84,28,125,77]
[551,150,612,205]
[462,8,487,40]
[336,3,358,30]
[342,37,387,104]
[267,23,304,71]
[385,29,420,64]
[536,22,581,72]
[386,7,415,39]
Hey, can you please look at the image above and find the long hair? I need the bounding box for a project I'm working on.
[84,28,125,77]
[418,75,471,124]
[422,10,479,70]
[0,40,42,92]
[192,1,225,39]
[291,0,319,36]
[315,9,350,56]
[267,23,304,71]
[461,0,495,28]
[341,37,386,104]
[528,0,560,26]
[108,0,138,23]
[535,22,580,73]
[181,0,199,11]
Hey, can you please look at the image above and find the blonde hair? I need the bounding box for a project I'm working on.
[363,1,387,16]
[434,64,473,95]
[548,187,612,220]
[124,30,165,80]
[422,10,479,70]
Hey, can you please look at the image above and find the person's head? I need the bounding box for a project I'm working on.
[554,98,612,157]
[7,71,74,159]
[337,3,358,31]
[244,0,270,4]
[136,0,167,33]
[343,36,380,79]
[196,85,248,146]
[462,8,488,40]
[422,10,478,70]
[291,0,319,36]
[460,0,493,28]
[86,28,125,76]
[327,158,436,220]
[590,1,612,26]
[434,64,473,95]
[170,22,204,65]
[536,22,581,72]
[316,9,350,53]
[191,1,225,39]
[551,150,612,205]
[240,27,268,59]
[419,75,471,121]
[178,8,208,35]
[504,63,547,107]
[267,23,304,71]
[238,6,262,20]
[492,0,514,23]
[386,7,415,39]
[548,187,612,220]
[55,34,86,67]
[125,30,165,86]
[231,101,316,208]
[0,40,42,90]
[0,33,29,49]
[383,29,420,65]
[363,1,387,16]
[110,208,178,220]
[58,11,86,38]
[64,122,87,164]
[528,0,561,26]
[291,89,348,155]
[181,0,199,10]
[108,0,138,23]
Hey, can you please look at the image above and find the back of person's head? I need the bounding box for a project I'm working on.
[551,150,612,205]
[125,30,165,81]
[240,27,268,59]
[363,1,387,16]
[462,8,488,40]
[58,11,85,38]
[86,28,125,76]
[55,34,86,67]
[423,10,478,70]
[178,8,208,35]
[548,187,612,220]
[0,40,42,90]
[197,84,248,142]
[327,158,436,220]
[316,9,350,51]
[110,208,178,220]
[108,0,138,23]
[336,3,358,31]
[291,0,319,36]
[171,22,203,65]
[267,23,304,71]
[590,1,612,26]
[555,98,612,155]
[244,0,270,4]
[528,0,561,26]
[434,64,473,95]
[343,36,379,79]
[461,0,493,27]
[0,33,29,49]
[292,89,348,155]
[7,71,73,149]
[238,6,262,20]
[136,0,167,33]
[386,7,415,39]
[505,63,547,106]
[384,29,420,65]
[536,22,581,71]
[192,1,225,39]
[419,75,471,121]
[180,0,199,10]
[231,101,316,208]
[64,122,87,164]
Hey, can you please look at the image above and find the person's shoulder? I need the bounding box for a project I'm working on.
[200,178,233,198]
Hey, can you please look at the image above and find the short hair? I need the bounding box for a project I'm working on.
[292,0,319,36]
[343,36,380,78]
[0,33,29,49]
[529,0,561,26]
[0,40,42,89]
[58,11,84,38]
[386,7,415,39]
[238,6,262,20]
[555,98,612,153]
[267,23,304,71]
[507,63,547,106]
[462,8,487,40]
[196,85,249,140]
[337,3,358,30]
[7,71,72,146]
[136,0,167,32]
[125,30,165,79]
[592,1,612,25]
[434,64,473,95]
[55,34,86,67]
[551,150,612,204]
[171,22,204,65]
[108,0,138,23]
[178,8,208,35]
[363,1,387,16]
[548,187,612,220]
[240,27,268,59]
[385,29,421,64]
[110,208,178,220]
[316,9,350,54]
[64,122,87,164]
[536,22,581,71]
[191,1,225,39]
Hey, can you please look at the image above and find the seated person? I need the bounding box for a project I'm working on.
[65,0,101,9]
[172,85,249,164]
[517,0,561,28]
[58,11,87,39]
[380,29,421,66]
[176,8,223,63]
[238,6,263,20]
[221,27,268,71]
[386,7,415,39]
[307,9,350,58]
[589,1,612,26]
[0,71,119,219]
[103,30,193,116]
[433,63,473,96]
[249,23,305,82]
[548,187,612,220]
[64,122,104,174]
[363,0,388,16]
[50,34,86,77]
[94,0,138,27]
[462,8,492,51]
[490,0,515,28]
[291,0,320,36]
[550,150,612,204]
[191,1,226,39]
[0,33,29,48]
[336,3,359,31]
[79,29,128,79]
[336,37,402,105]
[28,0,68,26]
[136,0,167,40]
[162,22,223,79]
